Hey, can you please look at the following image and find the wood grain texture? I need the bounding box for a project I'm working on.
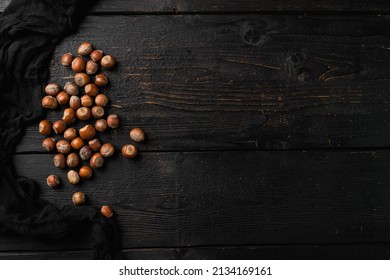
[1,244,389,260]
[16,14,390,153]
[1,150,389,254]
[1,0,390,13]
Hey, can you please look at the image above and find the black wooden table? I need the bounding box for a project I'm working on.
[1,0,390,259]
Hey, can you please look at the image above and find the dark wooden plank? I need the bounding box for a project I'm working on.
[1,150,390,251]
[1,0,390,13]
[16,14,390,153]
[1,244,390,259]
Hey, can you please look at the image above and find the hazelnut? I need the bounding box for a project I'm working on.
[42,138,56,152]
[67,170,80,185]
[81,95,94,107]
[85,83,99,97]
[47,175,60,188]
[64,82,79,96]
[100,143,115,157]
[90,153,104,169]
[130,128,145,142]
[101,55,116,69]
[45,83,61,96]
[79,145,93,160]
[71,57,86,72]
[107,114,120,129]
[52,120,67,134]
[63,128,77,141]
[91,105,105,119]
[71,137,84,150]
[121,144,137,159]
[72,191,86,205]
[79,166,93,179]
[42,96,58,109]
[100,205,113,218]
[69,96,81,110]
[95,119,107,132]
[86,60,99,75]
[90,50,103,63]
[61,53,73,67]
[95,74,108,87]
[88,139,102,151]
[78,42,93,56]
[66,153,80,168]
[39,120,52,136]
[95,94,108,107]
[62,108,76,125]
[74,73,90,86]
[56,91,70,106]
[76,107,92,121]
[79,124,96,140]
[56,140,71,154]
[53,154,66,169]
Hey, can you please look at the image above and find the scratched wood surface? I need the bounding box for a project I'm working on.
[2,1,390,260]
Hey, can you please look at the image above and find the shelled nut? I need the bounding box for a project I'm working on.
[67,153,80,168]
[71,57,86,72]
[56,91,70,105]
[85,83,99,97]
[101,55,116,69]
[64,128,77,141]
[62,108,76,125]
[47,175,60,188]
[72,191,86,205]
[121,144,137,159]
[76,107,92,121]
[53,154,66,169]
[107,114,120,129]
[79,145,93,160]
[78,42,93,56]
[42,138,56,152]
[88,139,102,151]
[64,82,79,96]
[81,95,94,107]
[39,120,52,136]
[61,53,73,67]
[56,140,71,154]
[74,73,90,86]
[100,205,113,218]
[86,60,99,75]
[71,137,85,150]
[91,105,104,119]
[95,94,108,107]
[79,166,93,179]
[79,124,96,140]
[95,74,108,87]
[52,120,66,134]
[69,96,81,110]
[95,119,107,132]
[42,96,58,109]
[130,128,145,143]
[90,50,103,63]
[100,143,115,157]
[67,170,80,185]
[45,83,61,96]
[90,153,104,169]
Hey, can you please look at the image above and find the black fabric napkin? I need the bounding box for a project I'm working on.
[0,0,122,259]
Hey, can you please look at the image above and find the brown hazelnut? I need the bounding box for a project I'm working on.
[71,57,86,72]
[56,91,70,106]
[64,81,79,96]
[53,154,66,169]
[52,120,67,134]
[72,191,86,205]
[69,96,81,110]
[100,205,113,218]
[91,105,105,119]
[45,83,61,96]
[62,108,76,125]
[90,50,103,63]
[47,175,60,188]
[107,114,120,129]
[42,138,56,152]
[39,120,52,136]
[95,119,107,132]
[122,144,137,159]
[79,124,96,140]
[63,128,77,141]
[56,140,71,154]
[79,145,93,160]
[100,143,115,157]
[88,139,102,151]
[66,153,80,168]
[61,53,73,67]
[76,107,92,121]
[67,170,80,185]
[71,137,85,150]
[78,42,93,56]
[90,153,104,169]
[95,94,108,107]
[101,55,116,69]
[130,128,145,143]
[42,96,58,109]
[84,83,99,97]
[95,74,108,87]
[81,95,94,107]
[86,60,99,75]
[74,73,90,86]
[79,166,93,179]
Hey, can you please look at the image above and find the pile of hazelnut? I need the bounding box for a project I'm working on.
[40,42,145,218]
